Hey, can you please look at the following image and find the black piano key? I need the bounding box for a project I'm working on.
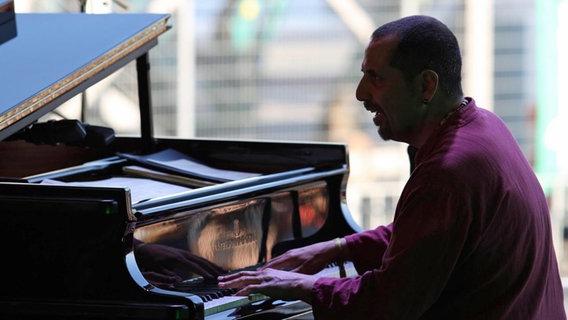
[207,292,221,299]
[221,288,237,296]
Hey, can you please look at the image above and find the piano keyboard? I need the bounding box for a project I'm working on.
[317,261,357,278]
[174,261,356,316]
[204,293,268,316]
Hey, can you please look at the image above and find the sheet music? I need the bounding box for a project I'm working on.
[41,177,191,204]
[117,149,261,183]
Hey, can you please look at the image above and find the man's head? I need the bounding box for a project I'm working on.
[372,15,463,100]
[356,15,464,147]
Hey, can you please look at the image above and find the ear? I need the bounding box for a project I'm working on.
[419,70,438,103]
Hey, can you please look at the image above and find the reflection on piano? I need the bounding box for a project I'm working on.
[0,12,361,320]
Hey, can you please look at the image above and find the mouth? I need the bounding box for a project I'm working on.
[364,102,383,126]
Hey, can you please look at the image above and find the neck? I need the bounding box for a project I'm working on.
[439,97,468,126]
[407,97,468,148]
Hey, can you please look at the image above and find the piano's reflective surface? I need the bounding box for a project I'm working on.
[0,9,361,320]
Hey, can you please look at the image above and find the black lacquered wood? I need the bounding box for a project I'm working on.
[0,13,170,141]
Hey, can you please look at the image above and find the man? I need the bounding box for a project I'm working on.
[218,15,566,319]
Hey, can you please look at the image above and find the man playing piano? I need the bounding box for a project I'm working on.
[218,15,566,319]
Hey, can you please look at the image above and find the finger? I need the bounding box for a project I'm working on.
[233,286,252,296]
[218,270,256,282]
[262,257,296,270]
[217,273,238,283]
[218,273,264,289]
[234,282,268,297]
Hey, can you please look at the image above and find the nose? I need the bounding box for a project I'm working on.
[355,77,365,102]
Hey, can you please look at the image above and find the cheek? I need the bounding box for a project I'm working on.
[381,84,415,107]
[372,89,397,110]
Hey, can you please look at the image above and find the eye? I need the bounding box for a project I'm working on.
[364,71,383,84]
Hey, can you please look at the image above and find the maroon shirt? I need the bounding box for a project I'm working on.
[312,98,566,319]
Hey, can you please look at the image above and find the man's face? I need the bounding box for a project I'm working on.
[355,36,424,144]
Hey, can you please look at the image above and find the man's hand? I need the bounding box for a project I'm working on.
[262,239,340,274]
[217,268,318,303]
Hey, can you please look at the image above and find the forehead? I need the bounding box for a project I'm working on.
[362,35,399,70]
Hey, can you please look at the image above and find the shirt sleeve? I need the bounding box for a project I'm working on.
[344,223,392,274]
[311,180,471,319]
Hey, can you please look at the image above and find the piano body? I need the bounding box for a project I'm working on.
[0,9,361,320]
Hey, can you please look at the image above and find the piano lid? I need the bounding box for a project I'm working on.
[0,12,171,141]
[0,0,16,46]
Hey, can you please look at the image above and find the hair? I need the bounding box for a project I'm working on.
[371,15,463,99]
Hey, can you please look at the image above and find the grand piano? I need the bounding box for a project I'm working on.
[0,7,361,320]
